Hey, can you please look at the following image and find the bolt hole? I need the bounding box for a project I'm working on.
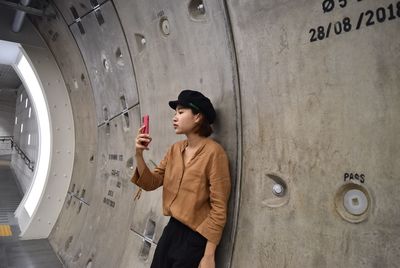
[70,6,79,20]
[188,0,206,19]
[144,219,156,240]
[139,240,151,261]
[81,189,86,199]
[159,17,170,36]
[78,202,82,214]
[86,259,93,268]
[106,123,110,135]
[126,157,134,170]
[115,47,122,58]
[51,32,59,42]
[71,183,76,192]
[103,107,108,121]
[65,236,73,251]
[73,248,82,262]
[90,0,99,8]
[272,184,285,197]
[120,95,127,110]
[135,34,146,52]
[123,112,130,129]
[267,174,287,197]
[103,58,109,70]
[67,195,73,207]
[116,47,124,66]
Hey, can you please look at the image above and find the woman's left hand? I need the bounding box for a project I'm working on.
[198,254,215,268]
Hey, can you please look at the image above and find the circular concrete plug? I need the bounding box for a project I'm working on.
[335,183,371,223]
[343,189,368,216]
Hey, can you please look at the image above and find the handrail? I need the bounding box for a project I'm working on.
[0,135,13,149]
[0,136,34,171]
[0,135,13,142]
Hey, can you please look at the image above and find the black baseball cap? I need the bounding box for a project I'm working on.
[169,90,216,124]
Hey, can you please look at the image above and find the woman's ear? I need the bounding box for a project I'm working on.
[194,113,203,124]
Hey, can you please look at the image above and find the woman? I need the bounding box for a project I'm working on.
[131,90,231,268]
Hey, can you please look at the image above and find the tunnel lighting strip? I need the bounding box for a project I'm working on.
[16,53,51,217]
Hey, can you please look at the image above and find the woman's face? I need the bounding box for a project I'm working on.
[173,105,200,135]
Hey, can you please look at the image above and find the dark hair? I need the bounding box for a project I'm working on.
[186,106,213,137]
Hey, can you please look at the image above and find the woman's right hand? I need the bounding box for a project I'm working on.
[135,125,152,154]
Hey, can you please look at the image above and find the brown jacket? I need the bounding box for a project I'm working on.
[131,138,231,245]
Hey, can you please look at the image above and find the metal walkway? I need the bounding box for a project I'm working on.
[0,156,64,268]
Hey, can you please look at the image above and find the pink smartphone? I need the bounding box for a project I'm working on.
[141,115,149,134]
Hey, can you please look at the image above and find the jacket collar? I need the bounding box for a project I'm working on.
[180,138,209,159]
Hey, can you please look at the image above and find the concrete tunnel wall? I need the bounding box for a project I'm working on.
[28,0,399,267]
[11,85,39,194]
